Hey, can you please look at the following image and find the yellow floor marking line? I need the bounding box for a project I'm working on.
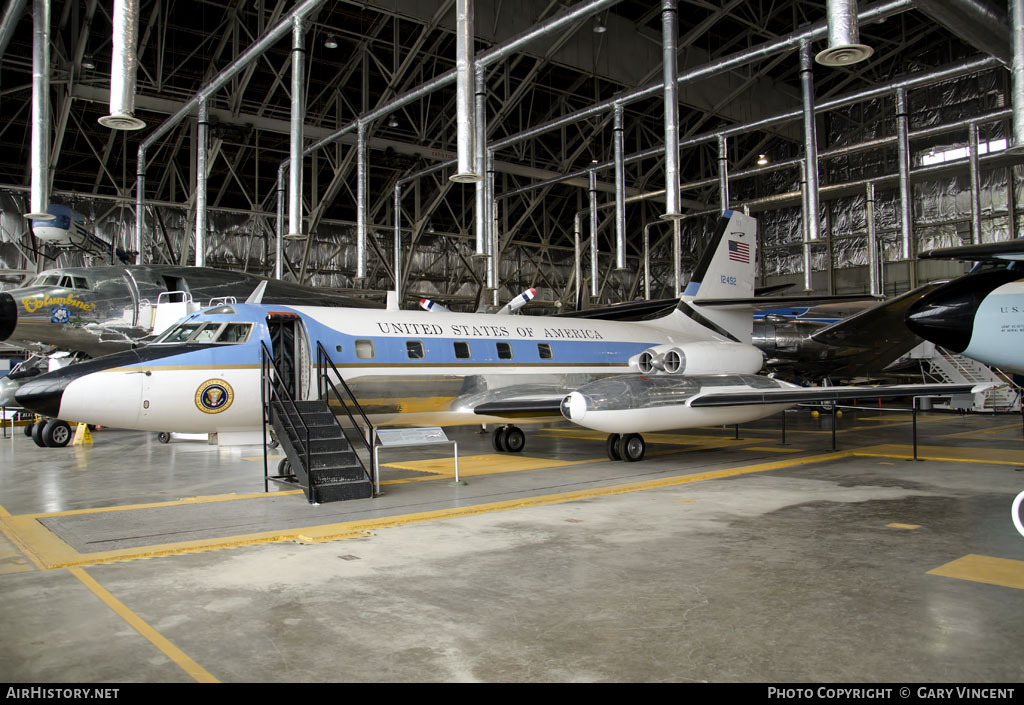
[853,444,1024,466]
[946,422,1024,439]
[68,567,219,683]
[382,453,591,476]
[927,554,1024,590]
[1,452,851,569]
[19,489,305,520]
[887,523,921,530]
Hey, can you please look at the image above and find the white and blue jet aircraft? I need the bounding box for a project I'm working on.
[907,239,1024,375]
[15,211,990,461]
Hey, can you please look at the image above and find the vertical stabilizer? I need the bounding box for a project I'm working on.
[679,210,758,342]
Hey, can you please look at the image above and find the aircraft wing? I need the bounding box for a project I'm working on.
[553,298,679,321]
[918,238,1024,262]
[789,282,946,376]
[694,293,881,307]
[688,382,996,407]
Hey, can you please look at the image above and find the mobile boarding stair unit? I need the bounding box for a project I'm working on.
[261,342,375,503]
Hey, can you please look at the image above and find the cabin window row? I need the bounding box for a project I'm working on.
[340,340,554,361]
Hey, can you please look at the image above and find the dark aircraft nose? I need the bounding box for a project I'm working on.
[0,291,15,342]
[906,267,1020,353]
[15,369,70,418]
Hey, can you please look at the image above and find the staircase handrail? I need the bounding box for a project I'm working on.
[316,342,375,458]
[260,341,311,485]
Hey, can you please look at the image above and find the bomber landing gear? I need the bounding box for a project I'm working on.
[606,433,646,462]
[32,419,72,448]
[491,425,526,453]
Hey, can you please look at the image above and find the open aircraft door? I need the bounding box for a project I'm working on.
[266,312,312,401]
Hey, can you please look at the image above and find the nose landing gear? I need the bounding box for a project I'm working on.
[606,433,645,462]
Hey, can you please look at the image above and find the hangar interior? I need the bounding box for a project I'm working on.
[1,0,1023,684]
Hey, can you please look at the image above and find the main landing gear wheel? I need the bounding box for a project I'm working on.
[618,433,646,462]
[606,434,621,461]
[492,425,526,453]
[44,420,73,448]
[32,419,72,448]
[503,426,526,453]
[24,421,34,437]
[491,426,507,452]
[157,432,171,444]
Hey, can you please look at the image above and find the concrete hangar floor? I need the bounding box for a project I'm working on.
[0,408,1022,683]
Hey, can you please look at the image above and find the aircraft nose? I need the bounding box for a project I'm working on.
[905,293,974,353]
[15,371,67,418]
[0,292,15,342]
[560,392,587,423]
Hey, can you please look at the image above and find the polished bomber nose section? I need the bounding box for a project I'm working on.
[0,291,15,342]
[905,267,1021,353]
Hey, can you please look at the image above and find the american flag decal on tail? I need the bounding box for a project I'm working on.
[728,240,750,263]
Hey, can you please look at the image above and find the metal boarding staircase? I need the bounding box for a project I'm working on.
[905,342,1020,412]
[261,342,375,503]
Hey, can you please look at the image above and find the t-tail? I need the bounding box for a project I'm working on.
[674,210,758,343]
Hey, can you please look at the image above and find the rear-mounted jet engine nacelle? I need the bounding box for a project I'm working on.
[632,341,763,376]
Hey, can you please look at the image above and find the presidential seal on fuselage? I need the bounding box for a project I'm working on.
[195,379,234,414]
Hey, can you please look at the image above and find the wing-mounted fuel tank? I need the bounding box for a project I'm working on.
[631,341,763,376]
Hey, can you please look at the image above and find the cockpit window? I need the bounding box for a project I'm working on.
[72,277,89,289]
[215,323,251,344]
[59,276,73,288]
[206,305,236,316]
[192,325,221,343]
[157,323,203,343]
[32,274,60,286]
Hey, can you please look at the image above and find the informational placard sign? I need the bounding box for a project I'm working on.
[375,427,449,446]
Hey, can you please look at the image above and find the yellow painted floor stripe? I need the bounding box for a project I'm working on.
[853,444,1024,466]
[887,523,921,530]
[1,452,850,570]
[68,567,219,683]
[946,422,1024,439]
[927,554,1024,590]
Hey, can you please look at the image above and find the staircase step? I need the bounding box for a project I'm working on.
[308,464,369,485]
[312,478,374,503]
[282,424,346,441]
[296,449,360,470]
[292,437,354,454]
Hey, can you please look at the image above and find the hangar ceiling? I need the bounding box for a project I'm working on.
[0,0,1007,307]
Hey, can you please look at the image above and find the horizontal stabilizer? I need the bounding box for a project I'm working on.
[689,382,998,407]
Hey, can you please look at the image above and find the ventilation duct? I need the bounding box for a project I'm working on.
[25,0,51,219]
[451,0,480,183]
[816,0,873,66]
[98,0,145,130]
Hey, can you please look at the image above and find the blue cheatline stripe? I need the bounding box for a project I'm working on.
[683,281,701,297]
[127,306,663,369]
[723,209,734,218]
